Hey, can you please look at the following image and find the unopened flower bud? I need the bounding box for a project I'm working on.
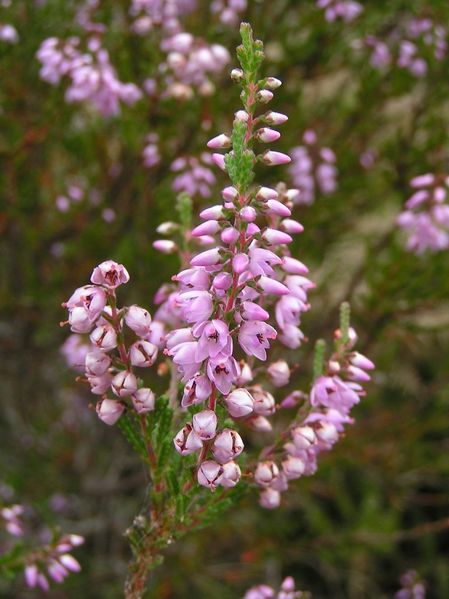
[282,256,309,274]
[85,350,111,376]
[156,221,178,235]
[257,89,274,103]
[111,370,137,397]
[264,199,291,217]
[191,220,221,237]
[125,305,152,337]
[200,205,225,220]
[233,253,249,273]
[96,399,124,426]
[265,76,282,89]
[316,422,339,444]
[174,423,203,455]
[69,306,93,333]
[258,276,289,295]
[234,110,249,122]
[224,388,254,418]
[130,340,158,367]
[153,240,178,254]
[207,134,231,149]
[230,68,244,82]
[259,487,281,509]
[262,150,291,166]
[211,153,226,171]
[252,387,276,416]
[291,426,316,450]
[246,415,273,432]
[213,272,233,290]
[256,186,278,201]
[192,409,218,440]
[191,247,222,267]
[197,460,224,489]
[212,428,244,463]
[267,360,290,387]
[240,206,257,222]
[256,127,281,143]
[221,227,239,245]
[220,461,241,487]
[350,352,375,370]
[241,301,270,321]
[282,455,305,480]
[132,388,155,413]
[254,460,279,487]
[280,219,304,234]
[262,228,293,245]
[90,324,117,351]
[88,374,112,395]
[264,111,288,125]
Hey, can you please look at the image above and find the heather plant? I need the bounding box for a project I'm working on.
[56,25,374,596]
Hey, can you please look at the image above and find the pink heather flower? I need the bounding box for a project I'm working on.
[220,461,241,487]
[282,256,309,274]
[212,428,244,463]
[194,319,233,361]
[259,487,281,509]
[282,455,305,480]
[310,375,360,413]
[143,133,160,168]
[190,248,222,267]
[258,276,289,296]
[261,228,293,246]
[252,387,276,416]
[125,305,152,337]
[0,24,19,44]
[207,133,231,149]
[181,374,212,407]
[129,340,158,367]
[85,350,111,376]
[192,409,218,440]
[91,260,130,288]
[174,423,204,456]
[111,370,138,397]
[267,360,290,387]
[291,426,317,450]
[96,399,125,425]
[248,245,282,276]
[256,127,281,143]
[247,414,273,432]
[178,290,214,323]
[87,373,112,395]
[59,554,81,572]
[206,356,240,395]
[224,388,254,417]
[197,460,224,489]
[241,301,270,321]
[254,461,280,487]
[132,388,155,413]
[210,0,247,27]
[64,285,107,322]
[25,565,39,588]
[61,335,91,371]
[264,199,291,217]
[238,321,277,360]
[90,324,118,351]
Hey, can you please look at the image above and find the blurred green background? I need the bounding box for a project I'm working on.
[1,0,449,596]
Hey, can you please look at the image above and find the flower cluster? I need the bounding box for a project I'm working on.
[143,133,161,169]
[24,534,84,592]
[254,311,374,509]
[36,36,142,116]
[171,153,216,198]
[130,0,196,36]
[354,18,447,77]
[62,260,160,425]
[316,0,363,23]
[211,0,247,26]
[165,24,313,492]
[1,504,24,537]
[244,576,309,599]
[288,130,338,205]
[395,570,426,599]
[397,173,449,254]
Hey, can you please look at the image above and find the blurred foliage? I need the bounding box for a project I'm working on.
[1,0,449,597]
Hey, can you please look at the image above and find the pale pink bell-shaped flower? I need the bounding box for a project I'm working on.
[212,428,244,463]
[85,350,111,376]
[125,305,152,338]
[206,356,240,394]
[252,386,276,415]
[90,260,130,288]
[174,423,203,455]
[262,150,291,166]
[132,388,155,413]
[254,461,279,486]
[197,460,224,489]
[195,319,233,361]
[224,388,254,417]
[238,321,277,360]
[96,398,125,425]
[90,324,118,351]
[259,487,281,509]
[111,370,137,397]
[129,340,158,367]
[267,360,290,387]
[181,374,212,407]
[282,455,305,480]
[192,409,218,440]
[220,461,241,487]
